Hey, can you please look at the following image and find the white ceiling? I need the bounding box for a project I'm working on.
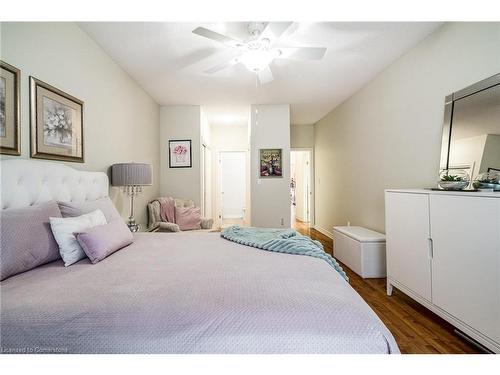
[79,22,442,125]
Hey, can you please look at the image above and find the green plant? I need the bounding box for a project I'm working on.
[440,174,463,182]
[477,177,497,183]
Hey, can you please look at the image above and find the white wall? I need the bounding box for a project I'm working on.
[159,105,201,205]
[209,124,250,226]
[0,22,160,225]
[250,104,291,228]
[200,109,212,218]
[291,124,314,149]
[314,22,500,234]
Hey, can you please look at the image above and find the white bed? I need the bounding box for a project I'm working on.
[0,159,399,354]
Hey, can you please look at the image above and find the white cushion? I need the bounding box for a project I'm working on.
[50,209,107,266]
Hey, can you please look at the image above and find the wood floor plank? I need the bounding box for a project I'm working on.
[293,221,481,354]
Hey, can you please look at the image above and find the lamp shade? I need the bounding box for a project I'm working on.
[111,163,152,186]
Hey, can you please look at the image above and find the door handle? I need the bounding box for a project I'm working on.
[428,238,434,259]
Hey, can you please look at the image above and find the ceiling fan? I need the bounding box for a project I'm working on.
[192,22,327,84]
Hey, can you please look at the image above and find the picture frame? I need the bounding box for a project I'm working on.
[169,139,192,168]
[0,60,21,156]
[260,148,283,178]
[30,76,84,163]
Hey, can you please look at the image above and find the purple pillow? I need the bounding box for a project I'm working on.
[75,219,133,264]
[0,201,62,281]
[175,206,202,231]
[58,197,121,223]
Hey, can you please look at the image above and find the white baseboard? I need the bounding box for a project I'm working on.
[312,225,333,239]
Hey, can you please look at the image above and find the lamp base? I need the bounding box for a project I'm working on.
[127,217,140,232]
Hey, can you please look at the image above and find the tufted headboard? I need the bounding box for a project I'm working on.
[0,159,109,210]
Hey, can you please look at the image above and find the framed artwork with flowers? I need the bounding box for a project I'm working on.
[260,148,282,178]
[30,76,84,162]
[169,139,192,168]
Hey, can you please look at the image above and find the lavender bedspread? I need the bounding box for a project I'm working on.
[0,233,399,354]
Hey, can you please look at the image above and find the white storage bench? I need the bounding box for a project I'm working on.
[332,226,386,278]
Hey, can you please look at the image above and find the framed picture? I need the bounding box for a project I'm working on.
[0,61,21,156]
[260,148,282,178]
[169,139,192,168]
[30,77,84,162]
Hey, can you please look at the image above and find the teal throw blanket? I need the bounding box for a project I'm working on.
[221,226,348,281]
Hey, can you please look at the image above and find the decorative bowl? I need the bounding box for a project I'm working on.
[473,171,500,191]
[437,180,469,190]
[438,169,470,191]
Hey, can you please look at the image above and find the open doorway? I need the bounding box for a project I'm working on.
[290,149,313,230]
[201,105,250,229]
[219,151,246,227]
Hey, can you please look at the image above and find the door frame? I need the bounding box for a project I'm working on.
[217,150,248,224]
[200,142,211,218]
[290,148,314,226]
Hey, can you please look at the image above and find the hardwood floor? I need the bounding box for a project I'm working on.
[294,220,481,354]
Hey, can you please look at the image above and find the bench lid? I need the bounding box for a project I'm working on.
[333,226,386,243]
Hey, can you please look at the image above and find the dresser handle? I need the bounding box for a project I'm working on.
[428,238,434,259]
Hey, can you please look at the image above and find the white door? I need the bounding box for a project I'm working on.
[385,192,432,302]
[291,150,311,223]
[219,151,246,219]
[303,152,311,222]
[430,195,500,343]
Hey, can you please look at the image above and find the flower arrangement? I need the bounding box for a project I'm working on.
[44,107,73,144]
[174,145,187,155]
[260,149,282,177]
[173,145,188,162]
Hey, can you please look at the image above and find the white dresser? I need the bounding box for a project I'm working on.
[385,189,500,353]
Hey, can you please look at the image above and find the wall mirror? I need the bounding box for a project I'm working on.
[440,73,500,183]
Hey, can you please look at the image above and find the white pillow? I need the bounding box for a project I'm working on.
[50,209,107,266]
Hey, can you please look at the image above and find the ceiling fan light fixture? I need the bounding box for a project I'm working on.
[238,49,280,72]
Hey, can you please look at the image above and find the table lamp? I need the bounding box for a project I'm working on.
[111,162,152,232]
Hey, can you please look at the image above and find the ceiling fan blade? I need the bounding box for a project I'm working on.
[192,27,243,48]
[282,22,299,37]
[204,58,238,74]
[259,22,294,42]
[257,66,274,84]
[278,47,327,60]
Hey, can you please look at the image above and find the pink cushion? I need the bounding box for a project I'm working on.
[175,206,202,231]
[58,197,121,223]
[75,220,133,264]
[0,201,62,281]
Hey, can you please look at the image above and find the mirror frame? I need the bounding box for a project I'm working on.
[440,73,500,171]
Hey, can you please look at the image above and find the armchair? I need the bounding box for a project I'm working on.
[147,198,213,232]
